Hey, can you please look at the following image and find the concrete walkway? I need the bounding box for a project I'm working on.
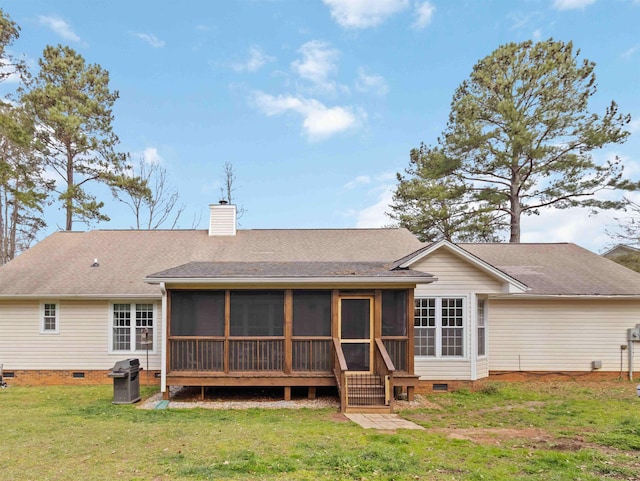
[345,413,425,430]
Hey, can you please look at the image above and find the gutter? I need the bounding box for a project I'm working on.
[0,294,163,300]
[488,294,640,300]
[143,276,437,285]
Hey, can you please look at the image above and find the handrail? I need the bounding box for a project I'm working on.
[374,338,395,407]
[374,338,395,373]
[332,338,348,372]
[332,338,348,412]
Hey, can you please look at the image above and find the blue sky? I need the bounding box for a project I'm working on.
[2,0,640,253]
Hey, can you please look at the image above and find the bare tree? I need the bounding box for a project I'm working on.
[118,159,184,229]
[219,161,245,218]
[609,197,640,246]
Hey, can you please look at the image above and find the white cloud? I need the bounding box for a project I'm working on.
[0,58,20,83]
[291,40,340,92]
[323,0,410,29]
[520,205,619,252]
[355,68,389,96]
[38,15,80,42]
[344,171,400,227]
[552,0,596,10]
[133,32,165,48]
[629,118,640,134]
[532,28,542,41]
[621,45,639,60]
[232,46,275,73]
[353,186,395,228]
[141,147,163,165]
[344,175,371,189]
[412,1,435,29]
[251,91,361,141]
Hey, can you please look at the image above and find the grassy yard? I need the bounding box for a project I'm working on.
[1,381,639,480]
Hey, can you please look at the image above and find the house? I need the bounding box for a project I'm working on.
[602,244,640,259]
[1,202,639,412]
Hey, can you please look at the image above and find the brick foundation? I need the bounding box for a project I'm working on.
[2,369,625,389]
[1,370,161,386]
[487,370,626,382]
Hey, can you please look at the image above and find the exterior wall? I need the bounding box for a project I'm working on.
[476,356,488,379]
[411,249,506,381]
[488,298,640,373]
[412,249,505,294]
[2,369,161,386]
[414,358,471,380]
[0,299,162,373]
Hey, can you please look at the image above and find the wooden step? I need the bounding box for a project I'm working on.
[344,405,392,414]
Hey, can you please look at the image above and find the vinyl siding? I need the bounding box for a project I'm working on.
[415,359,471,380]
[488,298,640,372]
[412,249,505,294]
[411,249,500,380]
[0,300,162,370]
[476,357,489,378]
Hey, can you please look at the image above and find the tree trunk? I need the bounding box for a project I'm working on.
[65,150,73,231]
[509,168,521,243]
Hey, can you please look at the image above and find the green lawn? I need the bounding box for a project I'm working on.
[2,381,639,480]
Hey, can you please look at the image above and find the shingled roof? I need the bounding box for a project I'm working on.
[0,228,423,297]
[459,243,640,296]
[2,228,639,298]
[146,261,433,281]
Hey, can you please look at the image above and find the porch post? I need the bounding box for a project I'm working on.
[224,290,230,373]
[407,288,415,401]
[160,282,168,399]
[374,290,382,338]
[407,288,415,375]
[284,289,292,374]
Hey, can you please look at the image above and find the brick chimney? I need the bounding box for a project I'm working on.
[209,201,237,236]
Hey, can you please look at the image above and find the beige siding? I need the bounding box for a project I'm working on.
[476,357,488,378]
[415,359,471,380]
[488,298,640,372]
[413,249,504,295]
[0,300,162,370]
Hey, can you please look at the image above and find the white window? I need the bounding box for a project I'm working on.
[477,298,486,357]
[41,302,59,334]
[414,297,464,357]
[111,303,154,352]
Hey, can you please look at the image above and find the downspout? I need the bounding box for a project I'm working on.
[160,282,167,394]
[629,339,634,382]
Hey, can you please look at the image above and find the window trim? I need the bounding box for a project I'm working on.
[40,301,59,334]
[414,296,465,359]
[109,302,157,354]
[477,298,487,358]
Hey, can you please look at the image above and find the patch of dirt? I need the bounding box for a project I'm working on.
[394,394,443,410]
[430,427,551,446]
[475,400,548,414]
[329,413,350,422]
[427,427,604,452]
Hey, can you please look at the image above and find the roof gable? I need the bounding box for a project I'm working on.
[398,240,528,294]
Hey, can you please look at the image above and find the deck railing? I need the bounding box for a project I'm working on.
[382,338,408,372]
[169,337,332,373]
[170,338,224,372]
[228,339,284,371]
[292,338,332,371]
